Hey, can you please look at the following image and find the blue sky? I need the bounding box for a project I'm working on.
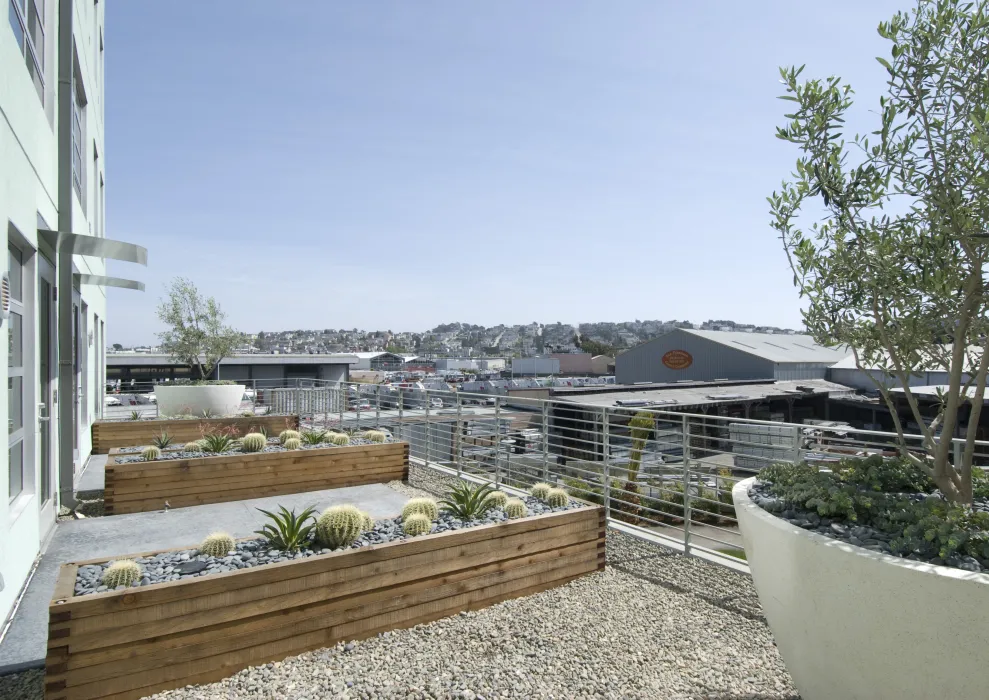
[106,0,906,345]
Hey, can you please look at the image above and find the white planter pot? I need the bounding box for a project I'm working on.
[733,477,989,700]
[153,384,247,418]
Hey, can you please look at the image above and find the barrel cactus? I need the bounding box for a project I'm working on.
[546,488,570,508]
[329,433,350,446]
[184,441,204,451]
[283,437,302,450]
[530,482,552,500]
[363,430,387,443]
[361,511,375,532]
[199,532,235,557]
[279,429,301,444]
[101,560,141,589]
[316,505,365,549]
[403,513,432,537]
[401,498,438,521]
[483,490,509,509]
[504,498,527,519]
[141,446,161,462]
[241,433,267,453]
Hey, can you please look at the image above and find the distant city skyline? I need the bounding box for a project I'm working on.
[104,1,905,345]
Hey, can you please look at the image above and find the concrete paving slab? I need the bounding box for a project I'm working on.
[0,483,409,672]
[74,453,106,493]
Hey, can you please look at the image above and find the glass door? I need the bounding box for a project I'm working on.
[38,255,56,531]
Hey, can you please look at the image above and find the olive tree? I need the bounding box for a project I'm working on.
[769,0,989,504]
[156,277,241,380]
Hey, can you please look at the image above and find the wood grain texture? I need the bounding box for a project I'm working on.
[45,505,605,700]
[103,442,410,515]
[91,415,300,453]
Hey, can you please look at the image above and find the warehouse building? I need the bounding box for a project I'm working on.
[616,329,848,384]
[107,353,355,384]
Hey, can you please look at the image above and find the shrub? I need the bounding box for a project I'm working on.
[363,430,387,443]
[439,482,497,521]
[141,446,161,462]
[183,441,204,451]
[483,490,509,509]
[403,513,432,537]
[402,498,439,521]
[329,432,350,446]
[546,488,570,508]
[151,431,173,449]
[279,429,301,444]
[316,505,365,549]
[530,482,552,500]
[254,505,317,552]
[301,429,328,446]
[504,498,527,519]
[283,437,302,450]
[102,560,141,588]
[199,532,235,557]
[241,433,267,453]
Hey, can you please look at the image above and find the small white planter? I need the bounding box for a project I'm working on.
[153,384,247,417]
[733,477,989,700]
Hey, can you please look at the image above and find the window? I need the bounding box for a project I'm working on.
[71,75,86,202]
[8,0,45,103]
[8,244,26,502]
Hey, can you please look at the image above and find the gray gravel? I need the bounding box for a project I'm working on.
[113,437,393,464]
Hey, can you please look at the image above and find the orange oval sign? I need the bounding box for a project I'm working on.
[662,350,693,370]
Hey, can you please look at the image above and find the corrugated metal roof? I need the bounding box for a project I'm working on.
[680,329,848,364]
[830,346,983,372]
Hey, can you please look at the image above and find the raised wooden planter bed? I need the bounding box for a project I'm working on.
[45,505,605,700]
[91,415,300,454]
[104,442,410,515]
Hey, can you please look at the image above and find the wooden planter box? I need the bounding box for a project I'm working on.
[45,506,605,700]
[91,415,300,454]
[104,442,410,515]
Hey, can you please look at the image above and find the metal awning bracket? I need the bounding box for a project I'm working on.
[38,229,148,265]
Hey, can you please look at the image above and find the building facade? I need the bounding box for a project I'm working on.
[106,353,355,385]
[2,1,143,625]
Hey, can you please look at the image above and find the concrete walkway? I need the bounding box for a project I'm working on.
[0,482,409,672]
[74,453,106,494]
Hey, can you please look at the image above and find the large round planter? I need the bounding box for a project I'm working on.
[733,477,989,700]
[153,384,247,417]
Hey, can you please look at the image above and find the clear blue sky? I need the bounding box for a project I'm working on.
[106,0,906,346]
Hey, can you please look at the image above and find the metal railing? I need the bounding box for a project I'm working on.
[101,378,989,571]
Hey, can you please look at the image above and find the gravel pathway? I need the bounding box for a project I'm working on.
[0,531,796,700]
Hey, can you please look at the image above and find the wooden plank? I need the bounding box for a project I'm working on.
[91,415,300,453]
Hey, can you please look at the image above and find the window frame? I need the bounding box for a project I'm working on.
[8,243,27,503]
[8,0,45,103]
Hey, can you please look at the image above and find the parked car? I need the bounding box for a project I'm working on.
[104,395,122,406]
[430,398,444,408]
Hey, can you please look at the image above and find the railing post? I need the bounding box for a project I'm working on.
[456,392,463,478]
[542,400,550,482]
[397,386,404,443]
[603,407,611,522]
[424,389,431,467]
[682,413,692,556]
[295,378,301,426]
[494,396,501,487]
[375,383,381,428]
[338,382,344,432]
[952,438,962,469]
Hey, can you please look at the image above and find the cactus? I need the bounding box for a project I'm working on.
[279,429,301,444]
[241,432,267,453]
[361,511,375,532]
[363,430,387,443]
[403,513,432,537]
[101,560,141,589]
[184,441,204,451]
[283,437,302,450]
[483,490,509,509]
[329,433,350,446]
[530,482,552,500]
[504,498,527,519]
[401,498,439,521]
[199,532,235,557]
[141,446,161,461]
[316,505,365,549]
[546,488,570,508]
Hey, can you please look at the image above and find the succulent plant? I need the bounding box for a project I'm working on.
[101,560,141,589]
[316,505,365,549]
[363,430,387,443]
[439,482,498,521]
[241,432,267,453]
[401,497,439,521]
[504,498,527,519]
[199,532,235,557]
[483,490,509,509]
[279,429,301,444]
[403,513,432,537]
[361,511,375,531]
[141,446,161,461]
[151,431,174,449]
[199,433,236,454]
[184,441,204,451]
[301,429,329,445]
[546,488,570,508]
[329,433,350,446]
[283,437,302,450]
[254,505,317,552]
[530,483,552,500]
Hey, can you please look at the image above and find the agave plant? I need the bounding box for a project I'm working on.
[300,429,329,446]
[129,410,141,421]
[151,431,174,449]
[439,482,498,521]
[199,432,237,454]
[254,505,317,552]
[201,408,216,419]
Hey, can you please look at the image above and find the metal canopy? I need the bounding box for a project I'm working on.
[38,229,148,265]
[74,274,145,292]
